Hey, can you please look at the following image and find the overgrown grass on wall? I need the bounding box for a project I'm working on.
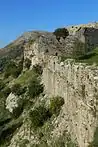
[60,47,98,65]
[76,47,98,65]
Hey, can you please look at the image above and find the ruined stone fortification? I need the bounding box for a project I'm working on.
[23,23,98,146]
[24,22,98,65]
[42,56,98,147]
[5,56,98,147]
[67,22,98,52]
[1,23,98,147]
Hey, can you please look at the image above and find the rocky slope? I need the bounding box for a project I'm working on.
[0,22,98,147]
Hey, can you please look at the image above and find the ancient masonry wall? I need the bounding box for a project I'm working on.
[42,56,98,147]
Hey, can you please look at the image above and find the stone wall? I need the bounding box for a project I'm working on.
[24,34,86,67]
[24,26,98,66]
[42,56,98,147]
[84,28,98,51]
[68,23,98,52]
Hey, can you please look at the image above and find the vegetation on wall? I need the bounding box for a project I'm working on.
[49,96,64,115]
[76,47,98,65]
[29,105,51,128]
[89,127,98,147]
[29,96,64,130]
[28,39,35,45]
[59,47,98,66]
[34,131,77,147]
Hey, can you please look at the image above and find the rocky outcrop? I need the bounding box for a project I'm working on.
[6,93,22,114]
[67,22,98,52]
[1,22,98,147]
[24,23,98,68]
[24,34,85,67]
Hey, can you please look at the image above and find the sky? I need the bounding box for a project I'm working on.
[0,0,98,48]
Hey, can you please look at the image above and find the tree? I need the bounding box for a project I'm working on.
[53,28,69,41]
[4,60,23,78]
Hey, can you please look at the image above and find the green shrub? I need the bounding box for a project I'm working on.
[0,91,4,99]
[2,87,11,98]
[4,60,23,78]
[24,58,31,69]
[28,76,44,98]
[28,39,35,45]
[60,56,71,62]
[29,105,51,128]
[19,139,29,147]
[89,127,98,147]
[4,61,17,78]
[75,47,98,65]
[33,64,43,75]
[53,28,69,41]
[15,59,24,76]
[0,117,23,146]
[49,96,64,115]
[12,105,24,118]
[11,84,26,96]
[15,70,34,86]
[0,80,5,90]
[11,68,21,78]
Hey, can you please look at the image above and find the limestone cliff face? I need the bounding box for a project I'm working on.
[42,56,98,147]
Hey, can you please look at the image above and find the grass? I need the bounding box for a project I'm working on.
[15,70,35,86]
[88,127,98,147]
[60,47,98,66]
[76,47,98,65]
[0,116,23,146]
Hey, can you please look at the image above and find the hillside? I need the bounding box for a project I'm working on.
[0,23,98,147]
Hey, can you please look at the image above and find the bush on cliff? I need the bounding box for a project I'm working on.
[2,87,11,98]
[0,79,5,90]
[53,28,69,41]
[76,47,98,65]
[4,60,23,78]
[33,64,43,75]
[49,96,64,115]
[24,58,31,69]
[11,83,26,96]
[4,61,17,78]
[28,76,44,98]
[29,105,51,128]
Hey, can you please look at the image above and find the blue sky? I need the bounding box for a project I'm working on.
[0,0,98,47]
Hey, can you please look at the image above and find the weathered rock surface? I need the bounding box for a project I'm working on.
[42,56,98,147]
[1,22,98,147]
